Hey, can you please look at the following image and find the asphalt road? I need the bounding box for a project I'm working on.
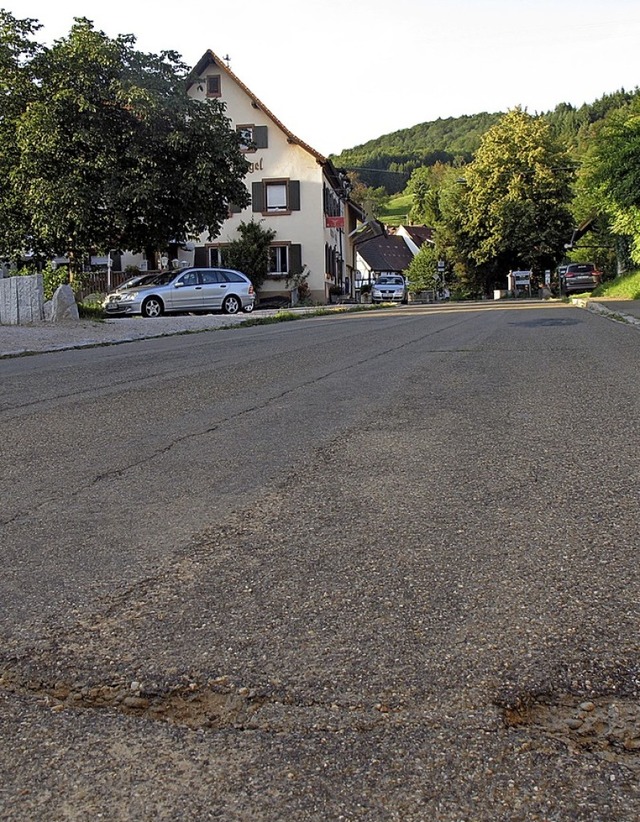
[1,302,639,821]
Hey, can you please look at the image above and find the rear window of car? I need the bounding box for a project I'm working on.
[566,263,595,273]
[221,271,246,283]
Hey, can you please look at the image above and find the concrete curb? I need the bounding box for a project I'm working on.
[572,298,640,327]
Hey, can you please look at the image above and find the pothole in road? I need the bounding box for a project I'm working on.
[0,666,397,733]
[499,692,640,771]
[0,667,264,730]
[5,659,639,760]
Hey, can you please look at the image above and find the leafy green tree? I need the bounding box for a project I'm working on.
[581,99,640,264]
[566,152,619,277]
[407,162,453,225]
[7,17,250,270]
[348,173,389,218]
[0,11,41,257]
[407,167,436,225]
[405,244,439,293]
[455,108,574,290]
[223,219,276,292]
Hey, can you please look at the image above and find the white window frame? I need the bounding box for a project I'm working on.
[266,182,288,213]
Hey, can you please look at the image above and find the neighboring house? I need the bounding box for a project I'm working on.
[177,51,363,304]
[355,232,415,285]
[354,223,434,286]
[394,225,435,255]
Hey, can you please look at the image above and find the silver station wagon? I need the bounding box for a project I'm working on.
[103,268,255,317]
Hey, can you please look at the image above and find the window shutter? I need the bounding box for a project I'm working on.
[289,180,301,211]
[111,253,122,272]
[193,247,208,268]
[288,244,302,275]
[252,182,265,213]
[228,202,242,214]
[254,126,268,149]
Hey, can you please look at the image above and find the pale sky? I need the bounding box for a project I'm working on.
[7,0,640,156]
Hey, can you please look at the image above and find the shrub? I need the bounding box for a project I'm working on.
[13,263,73,301]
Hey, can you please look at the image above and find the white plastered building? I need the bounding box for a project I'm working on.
[180,50,363,304]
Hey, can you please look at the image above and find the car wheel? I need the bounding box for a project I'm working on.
[242,302,254,313]
[222,295,241,315]
[141,297,163,318]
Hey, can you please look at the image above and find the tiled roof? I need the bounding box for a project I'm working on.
[356,235,414,272]
[188,51,327,164]
[402,225,435,246]
[187,50,365,210]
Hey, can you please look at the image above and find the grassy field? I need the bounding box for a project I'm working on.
[592,269,640,299]
[379,192,413,226]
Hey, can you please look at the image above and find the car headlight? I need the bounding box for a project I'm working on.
[119,292,138,302]
[372,288,382,296]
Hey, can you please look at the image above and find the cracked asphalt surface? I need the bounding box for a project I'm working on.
[1,302,639,820]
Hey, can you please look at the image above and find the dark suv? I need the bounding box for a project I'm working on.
[560,262,602,295]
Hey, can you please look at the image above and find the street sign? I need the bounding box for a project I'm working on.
[437,260,445,272]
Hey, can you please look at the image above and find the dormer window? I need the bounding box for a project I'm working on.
[206,75,221,97]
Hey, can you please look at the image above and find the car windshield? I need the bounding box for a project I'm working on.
[376,277,403,285]
[114,272,175,292]
[117,275,154,291]
[148,272,178,286]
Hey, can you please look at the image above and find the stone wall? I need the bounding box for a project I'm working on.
[0,274,45,325]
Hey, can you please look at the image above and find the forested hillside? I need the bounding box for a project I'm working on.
[331,88,640,193]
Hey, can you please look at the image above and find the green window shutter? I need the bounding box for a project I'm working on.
[254,126,268,149]
[289,180,301,211]
[252,182,265,213]
[288,244,302,275]
[193,247,208,267]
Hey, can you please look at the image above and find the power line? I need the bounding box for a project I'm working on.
[344,166,411,177]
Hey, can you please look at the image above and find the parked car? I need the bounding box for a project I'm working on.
[371,275,408,304]
[102,268,255,317]
[559,262,602,295]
